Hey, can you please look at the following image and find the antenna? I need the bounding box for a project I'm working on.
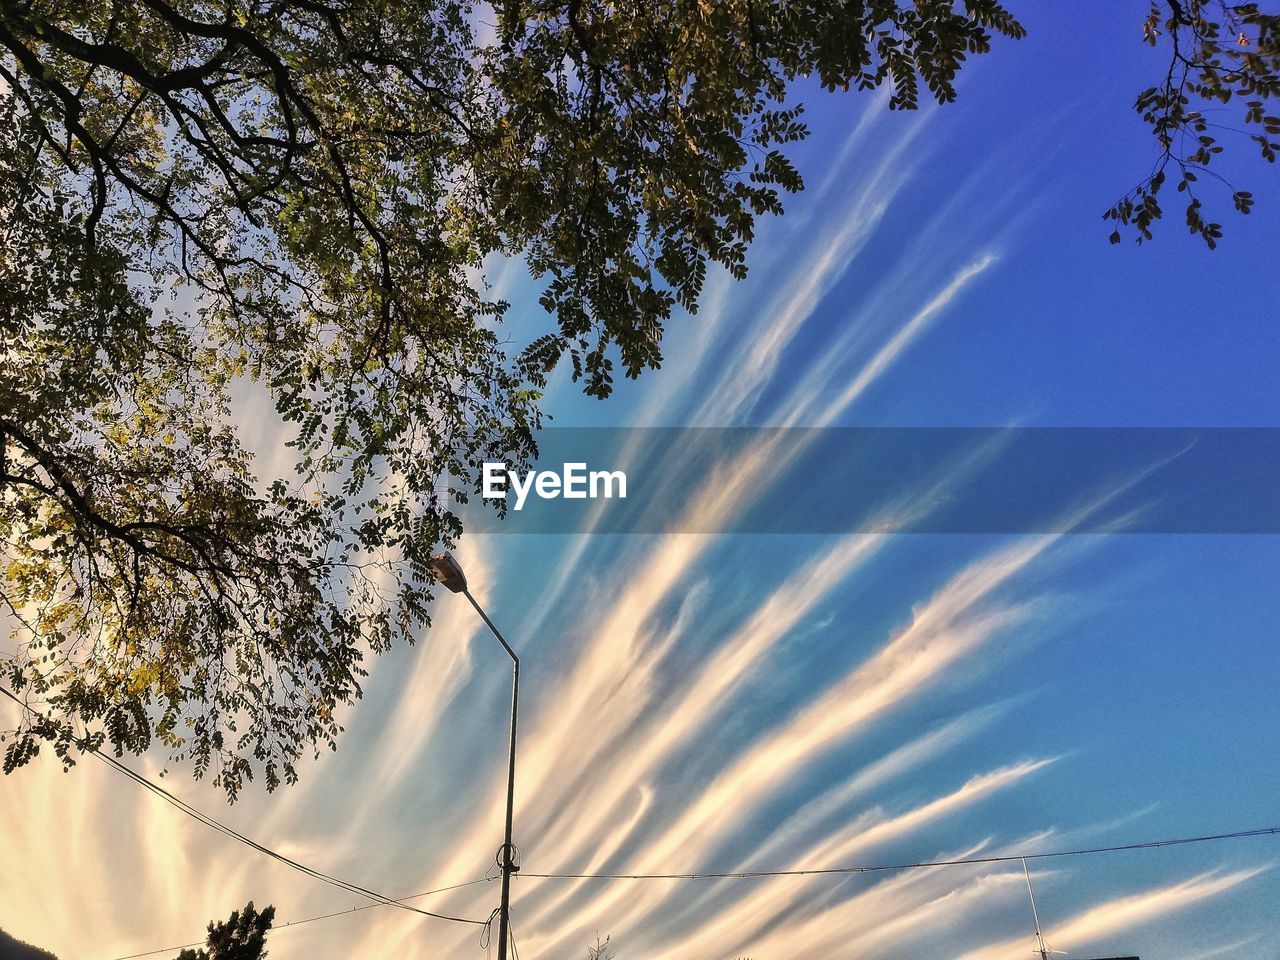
[1022,857,1063,960]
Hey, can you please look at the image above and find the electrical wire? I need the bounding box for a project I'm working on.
[109,879,493,960]
[0,687,488,929]
[95,751,487,923]
[103,826,1280,958]
[509,916,522,960]
[106,823,1279,958]
[480,907,501,954]
[7,685,1278,949]
[517,826,1280,881]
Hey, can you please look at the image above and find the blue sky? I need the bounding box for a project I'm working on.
[3,5,1280,959]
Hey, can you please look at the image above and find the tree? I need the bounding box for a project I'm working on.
[0,1,1275,801]
[1107,1,1280,248]
[587,934,614,960]
[0,926,59,960]
[0,0,1028,798]
[174,901,274,960]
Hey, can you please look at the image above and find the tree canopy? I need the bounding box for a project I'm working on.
[0,926,59,960]
[175,901,274,960]
[0,0,1276,800]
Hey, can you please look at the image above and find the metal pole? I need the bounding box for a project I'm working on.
[1022,857,1049,960]
[465,590,520,960]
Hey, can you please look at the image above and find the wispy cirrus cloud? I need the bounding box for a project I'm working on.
[634,760,1056,960]
[511,533,1056,959]
[953,867,1272,960]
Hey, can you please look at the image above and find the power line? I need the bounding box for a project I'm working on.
[92,752,486,923]
[8,684,1278,945]
[97,826,1280,960]
[109,879,493,960]
[114,936,205,959]
[517,826,1280,881]
[0,686,488,928]
[509,916,522,960]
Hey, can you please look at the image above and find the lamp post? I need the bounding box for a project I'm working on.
[427,552,520,960]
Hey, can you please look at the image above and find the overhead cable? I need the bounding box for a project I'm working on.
[0,686,488,930]
[517,826,1280,881]
[110,879,493,960]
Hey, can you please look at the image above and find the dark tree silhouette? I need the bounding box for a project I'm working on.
[174,902,274,960]
[0,926,58,960]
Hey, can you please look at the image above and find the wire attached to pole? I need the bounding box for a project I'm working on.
[517,826,1280,881]
[0,686,488,928]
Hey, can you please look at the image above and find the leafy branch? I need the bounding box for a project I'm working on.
[1106,0,1280,248]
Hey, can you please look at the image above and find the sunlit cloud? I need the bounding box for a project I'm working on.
[953,867,1271,960]
[513,535,1057,957]
[341,541,493,830]
[633,761,1055,960]
[785,253,1000,429]
[747,865,1027,959]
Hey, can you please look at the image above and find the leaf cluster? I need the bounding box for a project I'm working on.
[1106,1,1280,248]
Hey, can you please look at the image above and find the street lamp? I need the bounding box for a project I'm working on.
[427,552,520,960]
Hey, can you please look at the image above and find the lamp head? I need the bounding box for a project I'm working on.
[427,552,468,593]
